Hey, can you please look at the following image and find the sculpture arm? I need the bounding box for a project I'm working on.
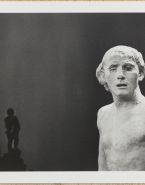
[97,108,108,171]
[98,136,108,171]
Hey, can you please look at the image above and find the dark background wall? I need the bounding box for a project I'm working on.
[0,13,145,171]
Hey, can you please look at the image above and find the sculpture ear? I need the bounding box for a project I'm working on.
[96,63,106,85]
[96,62,110,92]
[104,83,110,91]
[138,67,145,82]
[138,72,144,81]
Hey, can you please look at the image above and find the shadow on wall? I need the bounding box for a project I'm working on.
[0,148,27,171]
[0,108,27,171]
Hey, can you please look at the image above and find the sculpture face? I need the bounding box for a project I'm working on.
[103,54,141,97]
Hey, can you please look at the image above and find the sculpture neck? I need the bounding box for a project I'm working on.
[112,86,144,110]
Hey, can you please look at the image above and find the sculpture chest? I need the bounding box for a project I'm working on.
[101,110,145,151]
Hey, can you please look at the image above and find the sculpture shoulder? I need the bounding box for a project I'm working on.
[136,98,145,118]
[98,103,113,118]
[97,103,113,131]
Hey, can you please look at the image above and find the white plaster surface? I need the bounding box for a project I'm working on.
[97,45,145,171]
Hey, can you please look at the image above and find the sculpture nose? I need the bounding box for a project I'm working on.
[117,68,125,80]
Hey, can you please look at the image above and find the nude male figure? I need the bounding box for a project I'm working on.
[96,45,145,171]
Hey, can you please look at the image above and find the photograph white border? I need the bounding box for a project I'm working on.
[0,1,145,183]
[0,1,144,13]
[0,171,145,183]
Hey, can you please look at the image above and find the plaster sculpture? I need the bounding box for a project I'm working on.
[96,45,145,171]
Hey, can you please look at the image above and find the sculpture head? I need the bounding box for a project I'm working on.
[7,108,14,116]
[96,45,145,92]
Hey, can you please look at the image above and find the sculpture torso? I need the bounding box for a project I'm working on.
[99,100,145,171]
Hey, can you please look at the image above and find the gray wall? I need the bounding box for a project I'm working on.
[0,14,145,171]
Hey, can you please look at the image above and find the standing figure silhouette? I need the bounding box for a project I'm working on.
[4,108,20,152]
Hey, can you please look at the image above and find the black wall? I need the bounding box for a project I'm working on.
[0,13,145,171]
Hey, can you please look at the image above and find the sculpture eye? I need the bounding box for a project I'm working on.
[126,67,132,71]
[110,68,117,72]
[124,64,133,71]
[109,65,118,73]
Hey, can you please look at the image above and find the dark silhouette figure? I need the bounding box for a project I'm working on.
[0,108,27,171]
[4,108,20,152]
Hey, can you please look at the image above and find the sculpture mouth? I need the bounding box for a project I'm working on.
[117,84,127,87]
